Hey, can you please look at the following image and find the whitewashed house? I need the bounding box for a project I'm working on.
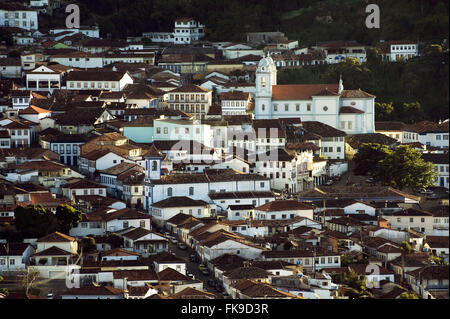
[66,71,134,92]
[0,242,34,273]
[0,3,38,30]
[151,196,210,227]
[254,200,314,221]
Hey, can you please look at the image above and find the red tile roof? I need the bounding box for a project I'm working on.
[272,84,339,100]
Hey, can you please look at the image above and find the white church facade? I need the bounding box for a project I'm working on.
[254,55,376,135]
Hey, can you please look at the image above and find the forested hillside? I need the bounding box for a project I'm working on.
[74,0,448,45]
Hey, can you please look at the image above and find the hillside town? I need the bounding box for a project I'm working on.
[0,1,448,301]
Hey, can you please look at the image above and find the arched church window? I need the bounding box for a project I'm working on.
[261,77,266,88]
[167,187,173,196]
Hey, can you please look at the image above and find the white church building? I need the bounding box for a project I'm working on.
[254,55,376,135]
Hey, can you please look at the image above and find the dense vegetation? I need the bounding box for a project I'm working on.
[73,0,449,45]
[278,48,449,122]
[353,143,438,191]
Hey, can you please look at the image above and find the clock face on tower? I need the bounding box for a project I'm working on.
[323,106,328,111]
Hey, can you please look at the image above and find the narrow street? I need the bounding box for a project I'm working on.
[168,242,224,298]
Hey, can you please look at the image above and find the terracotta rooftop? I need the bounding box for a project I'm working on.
[272,84,339,100]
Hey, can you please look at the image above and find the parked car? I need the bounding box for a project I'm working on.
[201,268,210,276]
[222,292,231,299]
[420,189,434,195]
[177,242,187,250]
[189,254,199,263]
[170,237,178,244]
[198,264,206,271]
[187,273,195,280]
[426,193,439,200]
[365,177,375,184]
[325,180,334,186]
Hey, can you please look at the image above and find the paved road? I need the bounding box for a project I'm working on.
[168,242,224,298]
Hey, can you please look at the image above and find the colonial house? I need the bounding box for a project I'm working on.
[143,161,271,212]
[375,121,419,144]
[381,208,435,235]
[405,266,449,299]
[421,153,449,189]
[150,196,210,228]
[220,91,252,116]
[29,232,80,278]
[165,84,212,119]
[39,132,88,166]
[25,64,68,92]
[0,242,34,272]
[1,118,32,148]
[66,71,134,92]
[253,200,314,221]
[99,162,144,197]
[376,40,419,62]
[0,57,21,78]
[261,248,341,272]
[10,90,32,110]
[196,229,266,262]
[18,105,51,124]
[61,179,108,199]
[0,3,39,31]
[69,208,151,237]
[315,41,367,63]
[407,121,449,149]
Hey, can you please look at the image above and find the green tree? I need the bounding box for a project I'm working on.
[399,102,426,124]
[0,275,8,295]
[376,145,438,190]
[400,291,419,299]
[342,269,374,299]
[14,205,59,238]
[80,236,96,252]
[401,241,413,253]
[375,102,395,121]
[353,143,392,176]
[55,205,82,234]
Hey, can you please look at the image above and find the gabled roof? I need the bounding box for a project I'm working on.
[255,200,313,212]
[223,266,270,280]
[61,286,124,296]
[157,267,190,281]
[63,179,107,190]
[170,287,216,299]
[36,231,76,243]
[406,265,449,280]
[340,89,375,98]
[232,280,302,299]
[152,196,209,209]
[120,227,152,241]
[31,246,75,257]
[168,84,211,93]
[0,243,30,256]
[101,248,140,257]
[153,252,186,264]
[272,84,339,100]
